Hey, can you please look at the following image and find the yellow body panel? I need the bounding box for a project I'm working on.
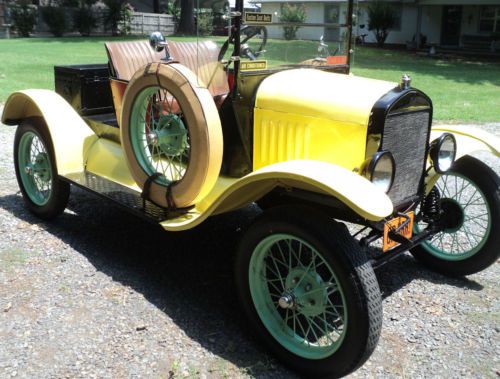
[85,138,141,191]
[1,90,97,175]
[253,69,396,170]
[253,109,367,171]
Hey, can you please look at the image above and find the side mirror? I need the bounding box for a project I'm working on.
[149,31,167,52]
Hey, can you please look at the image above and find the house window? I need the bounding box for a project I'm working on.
[479,6,500,33]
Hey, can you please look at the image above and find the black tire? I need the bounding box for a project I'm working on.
[235,205,382,378]
[411,155,500,276]
[14,118,70,220]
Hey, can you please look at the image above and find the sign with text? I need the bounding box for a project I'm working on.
[245,12,273,24]
[240,60,268,71]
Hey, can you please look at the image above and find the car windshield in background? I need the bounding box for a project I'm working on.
[195,0,355,70]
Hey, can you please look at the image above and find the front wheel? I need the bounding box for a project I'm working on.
[14,118,70,219]
[235,206,382,378]
[411,156,500,276]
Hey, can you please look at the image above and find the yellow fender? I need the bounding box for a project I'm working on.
[431,125,500,158]
[425,125,500,193]
[1,89,97,175]
[162,160,394,231]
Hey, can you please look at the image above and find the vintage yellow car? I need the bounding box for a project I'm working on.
[2,0,499,377]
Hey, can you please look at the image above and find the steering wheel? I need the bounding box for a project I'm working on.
[218,25,268,61]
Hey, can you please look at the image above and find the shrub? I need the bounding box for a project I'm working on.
[367,1,398,47]
[10,1,37,37]
[196,11,213,36]
[103,0,129,36]
[41,5,66,37]
[280,3,306,40]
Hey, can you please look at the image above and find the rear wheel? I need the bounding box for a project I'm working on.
[411,156,500,276]
[235,206,382,378]
[14,118,70,219]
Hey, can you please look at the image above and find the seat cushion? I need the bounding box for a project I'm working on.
[105,40,229,99]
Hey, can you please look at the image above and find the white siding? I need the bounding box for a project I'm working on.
[260,3,348,41]
[420,6,442,45]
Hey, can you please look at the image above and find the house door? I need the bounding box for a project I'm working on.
[441,6,462,46]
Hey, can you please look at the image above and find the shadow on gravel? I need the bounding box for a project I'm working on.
[374,254,484,300]
[0,190,295,378]
[0,190,484,377]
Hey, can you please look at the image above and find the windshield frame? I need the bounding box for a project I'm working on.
[229,0,355,74]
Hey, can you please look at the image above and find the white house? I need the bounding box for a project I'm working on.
[255,0,500,49]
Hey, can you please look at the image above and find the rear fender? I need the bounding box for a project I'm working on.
[1,90,97,175]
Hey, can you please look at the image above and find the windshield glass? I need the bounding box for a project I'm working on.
[195,0,355,73]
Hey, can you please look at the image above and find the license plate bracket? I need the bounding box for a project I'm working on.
[383,212,414,252]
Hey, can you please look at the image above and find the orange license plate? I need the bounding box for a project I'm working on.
[383,212,414,252]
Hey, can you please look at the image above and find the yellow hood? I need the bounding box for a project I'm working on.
[255,68,396,126]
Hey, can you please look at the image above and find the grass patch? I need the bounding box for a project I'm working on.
[351,47,500,123]
[0,37,499,122]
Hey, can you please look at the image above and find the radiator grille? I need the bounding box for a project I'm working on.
[382,111,429,205]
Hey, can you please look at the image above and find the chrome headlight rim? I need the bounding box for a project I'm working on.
[364,150,396,193]
[429,133,457,174]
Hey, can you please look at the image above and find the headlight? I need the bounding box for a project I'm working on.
[429,133,456,174]
[363,151,395,193]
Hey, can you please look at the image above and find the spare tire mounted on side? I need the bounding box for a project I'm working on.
[120,62,223,209]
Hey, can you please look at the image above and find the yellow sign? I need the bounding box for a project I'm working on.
[245,12,273,24]
[240,60,268,71]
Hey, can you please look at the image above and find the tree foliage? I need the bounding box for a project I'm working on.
[280,3,307,41]
[367,1,398,47]
[41,1,67,37]
[10,0,37,37]
[73,0,98,36]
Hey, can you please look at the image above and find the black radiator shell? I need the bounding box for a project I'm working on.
[54,64,114,116]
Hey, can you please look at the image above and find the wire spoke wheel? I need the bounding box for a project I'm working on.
[416,172,491,260]
[249,234,347,359]
[130,86,190,185]
[14,119,70,219]
[411,156,500,276]
[236,206,382,377]
[18,131,53,205]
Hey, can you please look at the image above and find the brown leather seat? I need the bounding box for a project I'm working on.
[105,40,229,100]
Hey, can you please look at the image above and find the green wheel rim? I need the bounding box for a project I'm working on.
[17,131,53,206]
[130,86,190,186]
[416,172,491,261]
[249,234,347,359]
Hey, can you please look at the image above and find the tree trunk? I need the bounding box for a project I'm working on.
[178,0,195,35]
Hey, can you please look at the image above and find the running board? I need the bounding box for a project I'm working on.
[62,172,170,223]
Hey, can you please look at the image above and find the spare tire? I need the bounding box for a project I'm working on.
[121,62,223,208]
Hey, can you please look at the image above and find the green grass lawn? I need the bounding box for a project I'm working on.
[0,36,499,122]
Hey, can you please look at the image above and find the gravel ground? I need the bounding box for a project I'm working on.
[0,111,499,378]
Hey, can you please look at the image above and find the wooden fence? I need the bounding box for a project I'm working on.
[129,12,175,36]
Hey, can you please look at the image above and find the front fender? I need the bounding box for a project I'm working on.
[431,125,500,159]
[1,89,97,175]
[426,125,500,193]
[161,160,394,231]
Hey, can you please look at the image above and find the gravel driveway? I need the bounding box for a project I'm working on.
[1,112,499,378]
